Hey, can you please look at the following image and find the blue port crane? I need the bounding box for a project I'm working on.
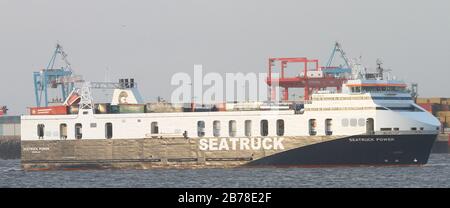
[33,44,82,107]
[322,42,352,76]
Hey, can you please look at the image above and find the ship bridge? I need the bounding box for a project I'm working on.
[342,79,408,94]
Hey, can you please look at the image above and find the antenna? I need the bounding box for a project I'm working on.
[375,58,392,80]
[376,58,384,80]
[411,83,419,99]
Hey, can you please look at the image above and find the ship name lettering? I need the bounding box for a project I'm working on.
[23,147,50,151]
[349,138,395,142]
[199,137,284,151]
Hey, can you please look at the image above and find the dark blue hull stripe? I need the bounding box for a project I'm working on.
[247,134,437,166]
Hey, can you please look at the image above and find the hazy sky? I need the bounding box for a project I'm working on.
[1,0,449,114]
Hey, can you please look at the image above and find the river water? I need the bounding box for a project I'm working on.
[0,154,449,188]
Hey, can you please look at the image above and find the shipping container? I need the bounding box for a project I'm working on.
[95,103,111,114]
[437,111,450,118]
[429,98,444,104]
[418,103,433,113]
[68,105,79,114]
[442,98,450,105]
[216,103,226,111]
[415,98,429,104]
[118,104,145,113]
[145,103,183,113]
[109,105,120,114]
[30,106,68,115]
[66,93,81,106]
[444,122,450,128]
[416,97,444,104]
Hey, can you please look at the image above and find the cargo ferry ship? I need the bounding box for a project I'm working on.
[21,62,440,170]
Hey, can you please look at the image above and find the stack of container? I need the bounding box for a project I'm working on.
[416,97,450,129]
[95,103,111,114]
[145,102,183,113]
[29,106,68,115]
[117,104,146,114]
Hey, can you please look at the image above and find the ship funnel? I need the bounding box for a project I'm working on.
[111,78,143,105]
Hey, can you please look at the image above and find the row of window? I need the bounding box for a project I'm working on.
[350,86,406,93]
[371,97,412,100]
[38,121,161,140]
[197,120,285,137]
[36,118,425,139]
[37,123,113,140]
[308,119,334,136]
[196,119,335,137]
[36,119,332,139]
[381,127,424,131]
[313,96,371,101]
[341,118,366,127]
[313,96,412,101]
[305,107,375,111]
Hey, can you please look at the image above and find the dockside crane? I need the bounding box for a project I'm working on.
[322,41,353,76]
[33,43,83,107]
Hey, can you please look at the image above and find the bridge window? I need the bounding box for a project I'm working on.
[105,123,113,139]
[37,124,45,139]
[260,120,268,136]
[197,121,205,137]
[213,120,221,137]
[229,120,237,137]
[245,120,252,137]
[361,86,407,93]
[60,124,67,139]
[351,87,361,93]
[75,123,82,139]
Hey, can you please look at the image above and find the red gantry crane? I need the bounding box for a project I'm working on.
[266,42,354,101]
[266,57,348,101]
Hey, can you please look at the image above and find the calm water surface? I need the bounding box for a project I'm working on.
[0,154,449,188]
